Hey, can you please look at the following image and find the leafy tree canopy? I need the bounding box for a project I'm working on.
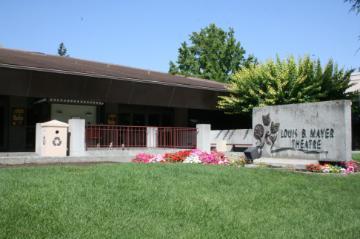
[58,42,68,56]
[218,56,354,114]
[169,24,257,83]
[346,0,360,14]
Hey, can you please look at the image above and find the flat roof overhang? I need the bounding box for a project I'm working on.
[0,67,226,110]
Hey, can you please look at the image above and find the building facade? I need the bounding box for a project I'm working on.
[349,73,360,150]
[0,48,248,152]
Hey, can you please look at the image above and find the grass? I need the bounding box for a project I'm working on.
[0,163,360,239]
[353,153,360,162]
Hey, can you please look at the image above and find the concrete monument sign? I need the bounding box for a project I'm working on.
[252,100,352,162]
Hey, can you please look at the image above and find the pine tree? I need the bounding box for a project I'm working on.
[58,42,68,56]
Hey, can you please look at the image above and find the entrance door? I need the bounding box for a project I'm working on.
[51,104,97,124]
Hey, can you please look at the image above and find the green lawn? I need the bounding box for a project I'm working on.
[353,153,360,162]
[0,163,360,239]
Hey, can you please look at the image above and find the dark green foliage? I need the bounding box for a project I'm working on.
[57,42,68,56]
[169,24,256,83]
[1,164,360,238]
[218,56,354,113]
[346,0,360,14]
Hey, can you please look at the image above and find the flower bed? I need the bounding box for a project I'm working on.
[132,149,230,165]
[306,161,359,174]
[132,149,359,175]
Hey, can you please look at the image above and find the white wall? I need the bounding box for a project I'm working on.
[348,72,360,93]
[210,129,253,148]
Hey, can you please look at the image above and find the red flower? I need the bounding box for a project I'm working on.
[306,164,322,172]
[164,150,191,162]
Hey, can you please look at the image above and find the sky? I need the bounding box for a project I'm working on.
[0,0,359,73]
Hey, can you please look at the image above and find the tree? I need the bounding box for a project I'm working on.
[57,42,68,56]
[346,0,360,14]
[218,56,354,114]
[169,24,256,83]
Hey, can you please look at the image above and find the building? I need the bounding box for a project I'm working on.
[349,72,360,150]
[0,48,247,152]
[349,72,360,93]
[1,48,358,153]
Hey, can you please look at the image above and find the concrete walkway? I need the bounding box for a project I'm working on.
[0,154,131,166]
[253,157,319,170]
[0,148,184,166]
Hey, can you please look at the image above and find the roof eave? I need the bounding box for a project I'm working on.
[0,63,228,93]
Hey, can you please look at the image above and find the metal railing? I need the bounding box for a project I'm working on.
[157,127,197,149]
[85,124,197,149]
[86,125,147,148]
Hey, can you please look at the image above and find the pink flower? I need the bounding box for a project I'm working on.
[346,166,355,174]
[132,153,154,163]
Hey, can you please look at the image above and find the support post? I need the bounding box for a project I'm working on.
[68,119,86,156]
[35,123,42,155]
[146,127,158,148]
[196,124,211,152]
